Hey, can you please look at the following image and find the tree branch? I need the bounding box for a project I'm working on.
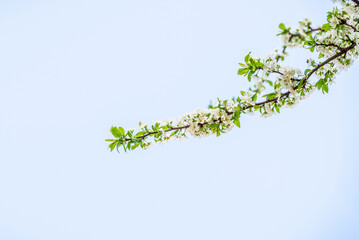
[121,42,356,143]
[108,2,359,152]
[351,0,359,7]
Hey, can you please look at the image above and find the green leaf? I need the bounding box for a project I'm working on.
[247,71,254,81]
[279,23,286,31]
[304,69,311,75]
[249,58,256,67]
[245,53,251,65]
[263,92,277,100]
[109,142,117,152]
[170,130,179,137]
[234,119,241,128]
[216,128,221,137]
[315,79,324,90]
[322,23,331,31]
[126,130,133,138]
[135,131,146,138]
[255,62,264,68]
[209,123,217,132]
[118,127,125,135]
[110,126,122,138]
[275,105,280,113]
[297,78,305,89]
[252,93,257,102]
[238,68,249,75]
[131,142,140,150]
[116,142,122,153]
[322,84,329,93]
[234,110,241,119]
[122,143,127,153]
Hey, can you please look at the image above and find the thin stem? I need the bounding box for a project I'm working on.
[341,20,359,33]
[306,28,324,34]
[314,43,345,51]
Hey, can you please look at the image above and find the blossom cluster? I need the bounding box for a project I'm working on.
[107,0,359,153]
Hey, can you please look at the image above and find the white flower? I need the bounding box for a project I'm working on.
[263,103,274,117]
[241,91,255,105]
[139,122,147,128]
[330,17,339,28]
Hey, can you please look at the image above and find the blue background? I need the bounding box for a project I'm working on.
[0,0,358,239]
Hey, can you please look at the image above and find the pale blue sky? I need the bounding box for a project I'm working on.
[0,0,358,239]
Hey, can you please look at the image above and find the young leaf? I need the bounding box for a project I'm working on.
[322,23,331,31]
[135,131,146,138]
[110,126,122,138]
[315,79,324,90]
[118,127,125,135]
[263,92,277,100]
[238,68,249,75]
[252,93,257,102]
[247,71,254,81]
[322,84,329,93]
[297,78,305,89]
[275,105,280,113]
[131,142,140,150]
[279,23,286,31]
[234,119,241,128]
[245,53,251,65]
[109,142,117,151]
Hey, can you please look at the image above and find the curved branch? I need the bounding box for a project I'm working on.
[121,42,356,143]
[107,2,359,152]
